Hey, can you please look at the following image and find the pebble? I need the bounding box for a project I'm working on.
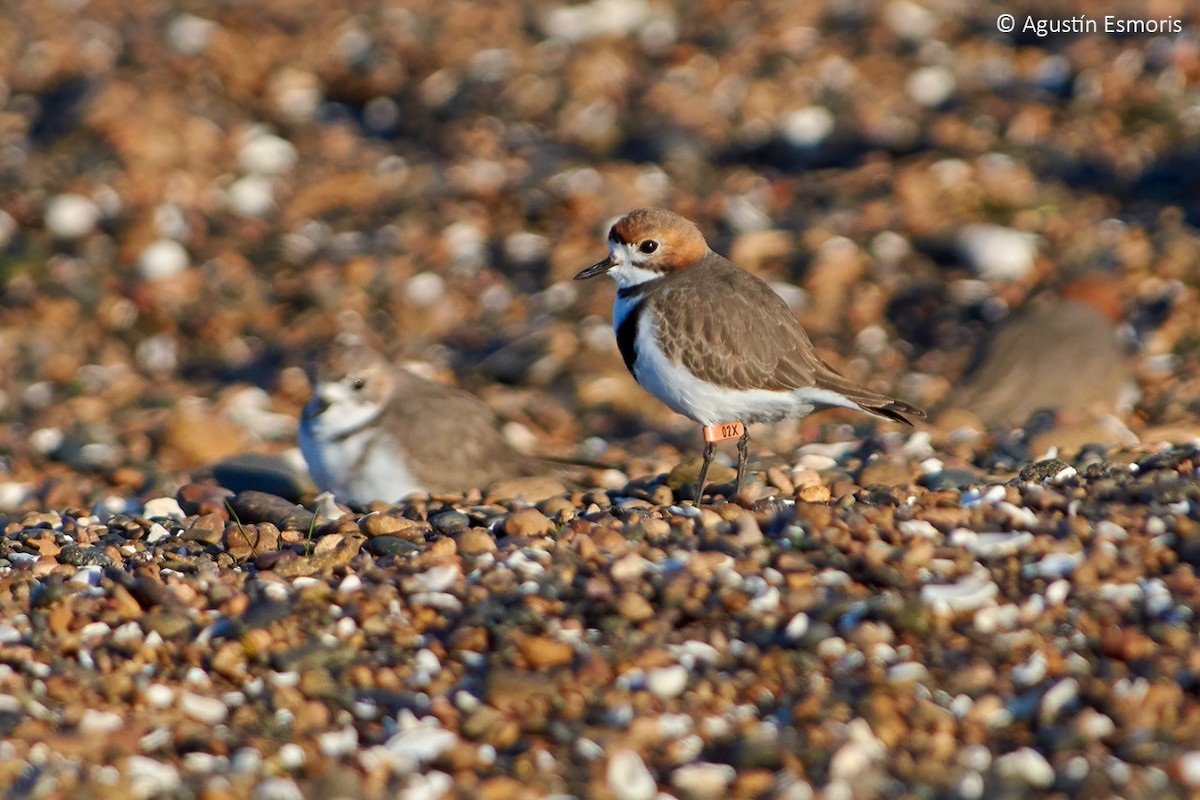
[227,174,275,217]
[253,778,305,800]
[143,497,186,520]
[607,749,658,800]
[781,106,835,147]
[383,725,458,764]
[957,224,1038,282]
[366,536,421,557]
[44,193,99,239]
[405,272,446,307]
[431,510,470,535]
[239,131,299,176]
[503,507,554,537]
[993,747,1055,788]
[907,65,956,107]
[646,664,688,699]
[517,634,574,670]
[138,239,190,282]
[179,691,228,724]
[166,14,217,54]
[125,755,182,799]
[670,762,736,799]
[920,573,999,613]
[79,708,124,734]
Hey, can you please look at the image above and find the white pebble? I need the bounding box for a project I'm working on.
[1045,579,1070,606]
[138,239,190,282]
[898,519,939,540]
[816,637,847,660]
[143,497,185,520]
[125,755,182,800]
[1014,651,1047,687]
[0,624,21,644]
[400,772,454,800]
[317,726,359,758]
[178,692,228,724]
[1021,551,1084,579]
[0,482,35,511]
[921,573,999,613]
[748,585,780,614]
[998,502,1038,528]
[781,106,835,147]
[887,662,929,684]
[405,271,445,307]
[993,747,1055,788]
[227,174,275,217]
[143,684,174,708]
[79,708,124,734]
[384,725,457,764]
[1078,710,1115,741]
[907,65,956,107]
[606,749,657,800]
[784,612,810,642]
[672,640,720,665]
[337,574,363,594]
[166,14,217,55]
[1040,677,1079,721]
[955,530,1033,559]
[828,720,885,782]
[407,564,460,593]
[45,193,99,239]
[886,0,936,40]
[253,777,304,800]
[958,224,1039,282]
[973,603,1019,634]
[670,762,735,799]
[70,567,105,588]
[276,742,306,770]
[239,132,298,176]
[409,592,462,613]
[647,664,689,699]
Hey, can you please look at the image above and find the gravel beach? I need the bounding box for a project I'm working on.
[3,0,1200,797]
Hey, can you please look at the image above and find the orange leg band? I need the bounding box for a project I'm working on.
[702,421,746,443]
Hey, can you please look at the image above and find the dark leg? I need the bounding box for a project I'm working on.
[735,428,750,494]
[695,440,715,503]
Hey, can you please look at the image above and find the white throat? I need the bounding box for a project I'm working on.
[607,241,663,289]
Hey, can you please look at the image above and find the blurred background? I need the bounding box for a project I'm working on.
[1,0,1199,507]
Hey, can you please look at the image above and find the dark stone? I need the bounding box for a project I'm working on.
[366,536,421,557]
[430,510,470,535]
[1018,459,1072,483]
[212,453,311,503]
[918,469,982,491]
[57,545,114,567]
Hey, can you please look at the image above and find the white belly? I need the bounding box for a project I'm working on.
[628,314,860,426]
[299,417,423,505]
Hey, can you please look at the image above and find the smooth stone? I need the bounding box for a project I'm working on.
[431,510,470,535]
[606,749,657,800]
[365,536,421,558]
[142,497,186,520]
[486,476,567,504]
[666,458,736,493]
[502,508,554,537]
[212,454,310,503]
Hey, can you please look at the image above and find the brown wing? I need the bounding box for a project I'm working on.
[387,371,543,492]
[654,256,924,424]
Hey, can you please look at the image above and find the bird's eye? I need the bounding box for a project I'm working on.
[351,378,366,391]
[639,240,659,254]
